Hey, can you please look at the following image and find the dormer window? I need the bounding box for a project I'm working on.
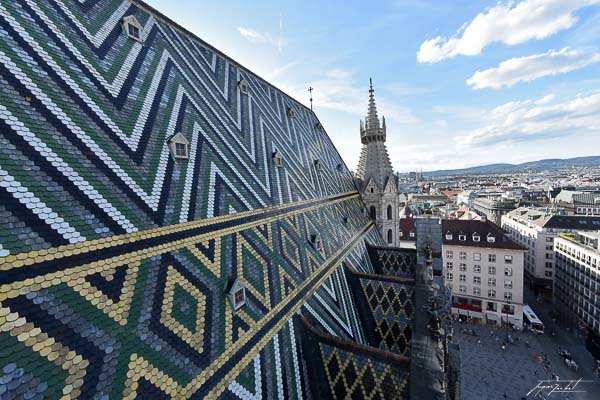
[342,216,349,224]
[336,163,343,172]
[225,277,246,312]
[287,107,295,118]
[314,159,321,171]
[487,233,496,243]
[272,151,283,167]
[445,232,453,240]
[167,132,189,160]
[409,231,415,238]
[473,233,480,242]
[238,79,249,95]
[314,122,323,131]
[309,233,322,251]
[458,233,466,241]
[122,16,142,43]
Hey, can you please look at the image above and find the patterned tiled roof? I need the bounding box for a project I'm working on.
[0,1,445,399]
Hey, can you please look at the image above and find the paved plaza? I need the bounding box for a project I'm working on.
[454,296,599,399]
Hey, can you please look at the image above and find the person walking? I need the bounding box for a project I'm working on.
[477,339,482,347]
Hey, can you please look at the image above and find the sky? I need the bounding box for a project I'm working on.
[146,0,600,172]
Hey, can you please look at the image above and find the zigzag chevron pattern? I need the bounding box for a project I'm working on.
[0,1,404,399]
[0,0,356,256]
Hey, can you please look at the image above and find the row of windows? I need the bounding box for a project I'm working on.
[446,232,496,243]
[446,251,512,264]
[446,273,512,288]
[454,285,512,300]
[445,262,512,276]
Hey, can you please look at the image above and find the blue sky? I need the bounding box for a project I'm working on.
[146,0,600,172]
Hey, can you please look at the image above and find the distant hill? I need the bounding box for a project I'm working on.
[425,156,600,176]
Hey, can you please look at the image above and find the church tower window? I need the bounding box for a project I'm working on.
[369,206,376,220]
[387,229,393,244]
[387,205,393,220]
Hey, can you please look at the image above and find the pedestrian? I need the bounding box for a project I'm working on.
[502,344,506,351]
[477,339,481,346]
[534,370,538,377]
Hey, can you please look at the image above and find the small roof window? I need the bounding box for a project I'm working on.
[122,16,143,43]
[472,233,480,242]
[487,233,496,243]
[272,151,283,167]
[309,233,322,251]
[458,233,466,241]
[314,159,321,171]
[445,231,453,240]
[225,277,247,312]
[167,132,190,160]
[287,106,295,118]
[238,79,249,95]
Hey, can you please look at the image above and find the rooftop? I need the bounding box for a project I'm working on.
[442,219,525,250]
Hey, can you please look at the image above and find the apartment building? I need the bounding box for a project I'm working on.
[472,197,517,226]
[502,208,600,293]
[442,220,526,327]
[554,232,600,358]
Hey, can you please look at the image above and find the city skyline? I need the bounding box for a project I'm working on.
[146,0,600,172]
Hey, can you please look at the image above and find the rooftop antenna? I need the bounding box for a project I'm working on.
[308,86,313,111]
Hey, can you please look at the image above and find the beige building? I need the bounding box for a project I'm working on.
[442,220,526,327]
[502,207,600,293]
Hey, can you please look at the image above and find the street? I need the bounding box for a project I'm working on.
[454,287,599,399]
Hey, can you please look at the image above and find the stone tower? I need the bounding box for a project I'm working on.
[356,79,401,246]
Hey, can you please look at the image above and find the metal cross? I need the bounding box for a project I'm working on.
[308,86,313,110]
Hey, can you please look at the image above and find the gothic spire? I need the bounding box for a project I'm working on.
[366,78,380,131]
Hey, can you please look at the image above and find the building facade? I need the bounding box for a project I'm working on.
[554,232,600,358]
[442,220,526,327]
[356,80,402,246]
[502,207,600,292]
[472,197,517,226]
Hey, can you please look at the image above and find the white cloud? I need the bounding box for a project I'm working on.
[238,18,285,52]
[535,93,556,105]
[457,93,600,146]
[467,48,600,89]
[417,0,599,63]
[278,70,419,125]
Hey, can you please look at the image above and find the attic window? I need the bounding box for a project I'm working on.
[409,231,415,238]
[370,187,374,193]
[458,234,466,241]
[122,16,142,43]
[272,151,283,167]
[342,216,349,224]
[287,107,295,118]
[167,132,189,160]
[473,233,480,242]
[309,233,322,251]
[238,79,249,95]
[445,232,453,240]
[487,234,496,243]
[314,122,323,131]
[225,277,247,312]
[314,159,321,171]
[336,163,343,172]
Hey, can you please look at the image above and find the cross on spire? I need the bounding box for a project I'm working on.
[308,86,313,110]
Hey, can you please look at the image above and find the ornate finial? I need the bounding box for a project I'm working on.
[369,77,373,92]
